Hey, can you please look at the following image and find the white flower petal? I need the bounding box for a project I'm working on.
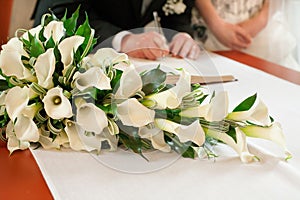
[115,64,142,99]
[5,86,29,121]
[43,21,65,43]
[206,127,256,163]
[76,103,108,134]
[117,98,155,127]
[147,69,190,109]
[88,48,129,68]
[227,98,271,126]
[42,87,73,119]
[139,126,171,152]
[205,91,228,121]
[0,38,32,80]
[58,35,85,68]
[6,121,31,154]
[240,122,287,150]
[34,48,56,89]
[155,119,205,146]
[15,115,39,142]
[21,25,42,41]
[179,104,209,118]
[73,67,111,91]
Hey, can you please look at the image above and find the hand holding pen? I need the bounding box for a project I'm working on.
[153,11,201,60]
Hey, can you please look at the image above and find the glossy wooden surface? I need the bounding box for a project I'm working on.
[215,50,300,85]
[0,50,298,199]
[0,140,53,200]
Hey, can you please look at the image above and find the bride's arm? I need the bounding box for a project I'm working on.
[238,0,270,37]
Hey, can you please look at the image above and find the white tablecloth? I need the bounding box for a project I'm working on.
[31,52,300,200]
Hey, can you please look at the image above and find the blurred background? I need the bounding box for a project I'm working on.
[0,0,299,70]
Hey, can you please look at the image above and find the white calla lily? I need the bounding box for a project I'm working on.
[155,119,205,147]
[14,114,39,142]
[58,35,85,68]
[139,126,171,152]
[227,98,271,126]
[65,120,118,152]
[38,126,69,149]
[147,69,191,109]
[180,91,228,121]
[33,48,56,89]
[6,121,30,154]
[42,87,73,119]
[114,64,142,99]
[0,38,34,80]
[76,103,108,134]
[73,67,111,91]
[5,86,30,121]
[87,48,129,68]
[117,98,155,127]
[43,21,65,43]
[21,25,42,41]
[206,127,256,163]
[240,122,290,158]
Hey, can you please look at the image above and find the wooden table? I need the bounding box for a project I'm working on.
[0,50,299,200]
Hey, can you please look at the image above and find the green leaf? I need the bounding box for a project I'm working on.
[181,146,196,159]
[0,80,10,91]
[63,6,80,36]
[75,13,95,58]
[30,33,45,58]
[141,67,166,95]
[233,93,257,112]
[45,35,56,49]
[141,66,166,85]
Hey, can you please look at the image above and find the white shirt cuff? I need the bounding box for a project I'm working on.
[112,31,132,52]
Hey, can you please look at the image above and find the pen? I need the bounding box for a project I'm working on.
[152,11,183,59]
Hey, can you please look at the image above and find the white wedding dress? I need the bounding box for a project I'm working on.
[193,0,300,70]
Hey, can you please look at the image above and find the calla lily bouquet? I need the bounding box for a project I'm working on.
[0,8,291,163]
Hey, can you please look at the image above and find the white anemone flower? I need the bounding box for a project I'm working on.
[155,119,205,147]
[33,48,56,89]
[76,102,108,134]
[139,126,171,152]
[206,127,256,163]
[73,67,111,91]
[6,121,30,154]
[65,120,118,152]
[86,48,129,68]
[114,64,142,99]
[58,35,85,69]
[180,91,228,121]
[147,69,191,109]
[5,86,30,121]
[42,87,73,119]
[0,38,34,80]
[43,21,65,43]
[117,98,155,127]
[227,98,271,126]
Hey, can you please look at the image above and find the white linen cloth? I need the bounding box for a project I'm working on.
[31,52,300,200]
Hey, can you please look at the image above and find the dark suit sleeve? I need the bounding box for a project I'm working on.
[32,0,123,47]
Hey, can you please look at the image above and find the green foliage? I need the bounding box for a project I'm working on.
[233,93,257,112]
[141,66,166,95]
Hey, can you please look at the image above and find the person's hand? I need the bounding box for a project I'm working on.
[120,31,169,60]
[238,0,269,37]
[169,32,201,59]
[212,21,252,50]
